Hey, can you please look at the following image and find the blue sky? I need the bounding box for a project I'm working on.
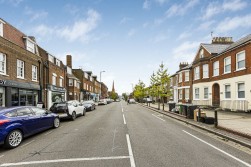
[1,0,251,94]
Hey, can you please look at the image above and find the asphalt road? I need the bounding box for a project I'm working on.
[0,101,251,167]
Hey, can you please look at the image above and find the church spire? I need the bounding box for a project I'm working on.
[112,80,115,92]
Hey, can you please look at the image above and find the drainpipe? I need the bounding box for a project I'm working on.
[38,60,42,102]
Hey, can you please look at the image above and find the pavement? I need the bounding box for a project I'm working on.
[139,102,251,149]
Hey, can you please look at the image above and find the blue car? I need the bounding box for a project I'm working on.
[0,106,60,149]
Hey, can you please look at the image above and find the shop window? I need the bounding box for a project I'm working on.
[32,65,37,81]
[17,59,24,79]
[0,53,6,75]
[11,88,19,106]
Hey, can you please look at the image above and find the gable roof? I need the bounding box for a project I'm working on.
[201,43,230,54]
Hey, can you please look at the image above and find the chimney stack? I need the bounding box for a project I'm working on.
[66,55,72,68]
[179,62,188,70]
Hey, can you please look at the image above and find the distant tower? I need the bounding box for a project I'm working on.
[112,80,115,92]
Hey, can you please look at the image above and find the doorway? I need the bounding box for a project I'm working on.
[212,83,220,107]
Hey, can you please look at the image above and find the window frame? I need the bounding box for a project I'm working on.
[213,61,219,77]
[0,53,6,75]
[32,65,37,81]
[194,88,199,100]
[237,82,245,99]
[224,84,231,99]
[185,71,189,82]
[17,59,24,79]
[52,73,57,85]
[194,66,200,80]
[69,79,73,86]
[236,51,245,71]
[185,88,189,100]
[179,73,182,83]
[203,87,209,99]
[202,64,209,79]
[224,56,231,74]
[178,89,182,100]
[0,22,3,37]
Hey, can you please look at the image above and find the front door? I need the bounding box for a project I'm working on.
[212,83,220,107]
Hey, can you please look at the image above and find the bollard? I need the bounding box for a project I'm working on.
[214,109,218,127]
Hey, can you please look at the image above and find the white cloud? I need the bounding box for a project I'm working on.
[216,14,251,33]
[24,7,48,22]
[33,9,101,43]
[120,17,132,24]
[202,0,247,20]
[143,0,150,9]
[172,41,199,62]
[165,0,199,18]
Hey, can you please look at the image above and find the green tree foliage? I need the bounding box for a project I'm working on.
[156,62,171,100]
[122,93,128,101]
[110,91,118,100]
[133,80,146,101]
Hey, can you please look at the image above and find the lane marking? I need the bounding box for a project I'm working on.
[0,156,130,166]
[44,131,53,136]
[0,155,4,158]
[183,130,251,167]
[152,114,166,122]
[126,134,136,167]
[20,140,35,148]
[123,114,126,125]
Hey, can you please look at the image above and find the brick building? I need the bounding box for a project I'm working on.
[38,46,67,109]
[0,18,42,107]
[101,82,108,99]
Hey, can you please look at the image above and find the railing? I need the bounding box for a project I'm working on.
[221,100,249,111]
[192,99,212,106]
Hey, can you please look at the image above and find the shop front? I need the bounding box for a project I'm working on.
[0,79,40,107]
[47,84,66,109]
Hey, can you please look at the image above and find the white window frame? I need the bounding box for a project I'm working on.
[224,84,231,99]
[69,79,73,86]
[74,80,77,87]
[185,71,189,82]
[17,59,24,79]
[0,22,3,37]
[213,61,219,77]
[26,39,35,54]
[48,54,54,63]
[194,66,200,80]
[179,73,182,83]
[185,88,189,99]
[194,88,199,100]
[0,53,6,75]
[32,65,37,81]
[203,87,209,99]
[202,64,208,78]
[52,73,57,85]
[224,56,231,74]
[178,89,182,100]
[200,49,204,58]
[55,59,60,67]
[236,51,245,71]
[237,82,245,99]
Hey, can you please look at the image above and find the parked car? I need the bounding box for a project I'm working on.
[98,99,107,105]
[50,100,86,120]
[0,106,60,149]
[129,99,136,104]
[105,98,113,104]
[81,100,96,111]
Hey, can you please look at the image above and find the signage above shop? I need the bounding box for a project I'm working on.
[0,79,40,90]
[47,84,66,92]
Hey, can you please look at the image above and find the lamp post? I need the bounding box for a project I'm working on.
[100,71,105,100]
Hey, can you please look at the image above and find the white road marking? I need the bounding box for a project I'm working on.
[0,155,4,158]
[123,114,126,124]
[183,130,251,167]
[0,156,130,166]
[20,140,35,148]
[44,131,53,136]
[126,134,136,167]
[152,114,166,122]
[122,108,124,112]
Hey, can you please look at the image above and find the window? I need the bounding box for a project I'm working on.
[170,78,173,86]
[74,80,77,87]
[32,65,37,81]
[52,76,56,85]
[17,59,24,79]
[17,108,33,116]
[225,85,231,99]
[179,89,182,99]
[204,87,208,99]
[0,53,6,75]
[194,88,199,100]
[56,59,60,66]
[179,73,182,83]
[26,40,35,53]
[237,83,245,99]
[59,78,63,87]
[213,61,219,76]
[69,79,73,86]
[77,82,80,89]
[236,51,245,70]
[0,22,3,37]
[224,57,231,74]
[185,71,189,81]
[185,88,189,99]
[84,72,88,79]
[194,66,200,80]
[202,64,208,78]
[48,54,54,63]
[200,49,204,58]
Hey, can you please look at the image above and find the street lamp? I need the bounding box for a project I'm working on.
[100,71,105,99]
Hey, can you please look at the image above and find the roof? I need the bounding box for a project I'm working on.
[202,43,230,54]
[67,73,79,80]
[219,34,251,55]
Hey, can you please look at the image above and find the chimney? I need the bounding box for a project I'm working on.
[212,37,233,44]
[66,55,72,68]
[179,62,188,70]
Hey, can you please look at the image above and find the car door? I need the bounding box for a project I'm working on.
[16,107,39,135]
[32,107,52,130]
[75,102,82,115]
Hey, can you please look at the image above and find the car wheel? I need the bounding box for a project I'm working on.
[4,130,23,149]
[53,117,60,128]
[71,111,76,121]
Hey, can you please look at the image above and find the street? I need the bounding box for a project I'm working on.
[0,102,251,167]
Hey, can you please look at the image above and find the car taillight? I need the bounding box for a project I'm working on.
[0,119,10,126]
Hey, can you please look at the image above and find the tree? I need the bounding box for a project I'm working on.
[133,80,146,102]
[110,91,118,100]
[122,93,128,101]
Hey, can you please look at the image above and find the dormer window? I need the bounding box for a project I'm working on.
[25,38,36,54]
[48,54,54,63]
[200,49,204,58]
[56,59,60,67]
[0,19,5,37]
